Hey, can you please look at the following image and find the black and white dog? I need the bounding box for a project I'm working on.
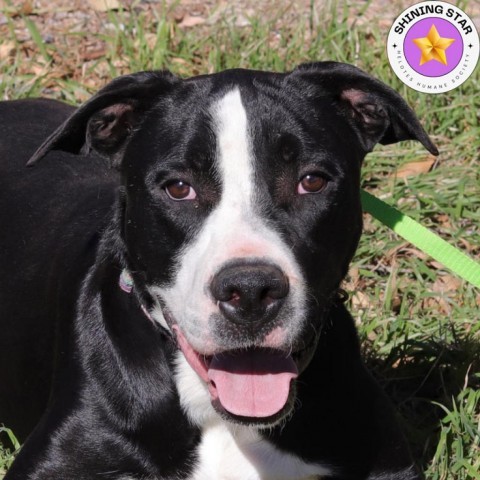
[0,62,438,480]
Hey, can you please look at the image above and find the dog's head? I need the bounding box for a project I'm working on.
[29,62,437,427]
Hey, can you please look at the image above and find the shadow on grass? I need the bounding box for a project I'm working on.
[363,332,480,471]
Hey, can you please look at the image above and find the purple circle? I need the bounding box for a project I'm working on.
[404,17,463,77]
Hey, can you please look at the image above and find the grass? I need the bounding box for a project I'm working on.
[0,0,479,477]
[0,428,19,476]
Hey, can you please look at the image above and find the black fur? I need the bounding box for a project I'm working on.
[0,63,437,479]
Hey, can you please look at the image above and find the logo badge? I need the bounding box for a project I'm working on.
[387,1,479,93]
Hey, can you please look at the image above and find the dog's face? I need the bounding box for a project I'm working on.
[30,62,437,426]
[124,79,364,423]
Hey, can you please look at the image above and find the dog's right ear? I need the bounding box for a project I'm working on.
[27,70,179,168]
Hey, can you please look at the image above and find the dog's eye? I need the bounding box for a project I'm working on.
[165,181,197,201]
[297,174,328,194]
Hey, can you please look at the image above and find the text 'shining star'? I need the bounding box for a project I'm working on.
[413,24,455,66]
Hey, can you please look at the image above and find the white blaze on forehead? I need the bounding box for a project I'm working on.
[213,88,254,210]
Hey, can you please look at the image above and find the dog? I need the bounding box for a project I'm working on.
[0,62,438,480]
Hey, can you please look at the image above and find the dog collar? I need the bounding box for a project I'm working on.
[119,269,153,322]
[119,268,134,293]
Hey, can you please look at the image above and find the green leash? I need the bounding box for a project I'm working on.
[361,190,480,289]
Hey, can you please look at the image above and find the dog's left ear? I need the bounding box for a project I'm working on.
[290,62,438,155]
[27,70,179,168]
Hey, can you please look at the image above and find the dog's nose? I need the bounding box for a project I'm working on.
[210,262,289,325]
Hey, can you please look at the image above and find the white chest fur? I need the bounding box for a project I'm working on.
[188,421,332,480]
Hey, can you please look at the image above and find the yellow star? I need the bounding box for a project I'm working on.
[413,24,455,66]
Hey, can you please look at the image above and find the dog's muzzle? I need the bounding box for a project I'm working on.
[158,260,312,423]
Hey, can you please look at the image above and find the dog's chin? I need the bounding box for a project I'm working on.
[172,323,319,427]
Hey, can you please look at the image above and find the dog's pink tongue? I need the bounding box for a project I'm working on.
[208,350,298,418]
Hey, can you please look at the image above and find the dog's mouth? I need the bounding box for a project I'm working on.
[173,326,300,420]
